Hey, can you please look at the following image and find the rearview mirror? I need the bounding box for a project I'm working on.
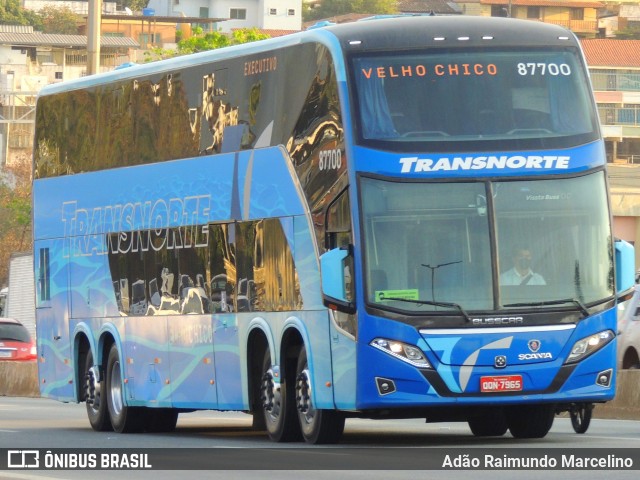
[615,238,635,296]
[320,246,355,314]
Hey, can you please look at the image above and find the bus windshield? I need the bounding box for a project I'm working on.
[361,172,613,314]
[351,48,598,152]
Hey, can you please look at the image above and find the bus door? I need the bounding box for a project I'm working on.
[168,223,219,409]
[35,240,75,401]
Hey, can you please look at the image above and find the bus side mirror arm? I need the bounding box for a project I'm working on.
[320,245,356,314]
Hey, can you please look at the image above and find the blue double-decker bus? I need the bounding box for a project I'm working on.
[33,16,634,443]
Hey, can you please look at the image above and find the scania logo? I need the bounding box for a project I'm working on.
[494,355,507,369]
[518,352,553,360]
[528,339,541,353]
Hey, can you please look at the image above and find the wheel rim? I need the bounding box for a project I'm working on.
[296,367,316,426]
[85,369,99,412]
[261,368,282,422]
[109,360,123,417]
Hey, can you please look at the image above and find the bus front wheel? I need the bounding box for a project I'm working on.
[467,408,508,437]
[295,348,345,444]
[506,404,555,439]
[105,344,146,433]
[259,349,301,442]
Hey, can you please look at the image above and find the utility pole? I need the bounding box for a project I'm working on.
[87,0,102,75]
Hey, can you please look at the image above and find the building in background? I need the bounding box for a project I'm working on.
[582,38,640,261]
[145,0,303,32]
[0,25,138,167]
[455,0,603,37]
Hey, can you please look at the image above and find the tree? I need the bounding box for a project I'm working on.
[0,0,42,29]
[0,159,32,288]
[144,27,270,62]
[38,5,81,35]
[178,27,270,55]
[304,0,398,22]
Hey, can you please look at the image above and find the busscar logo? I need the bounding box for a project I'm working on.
[471,316,523,326]
[8,450,39,468]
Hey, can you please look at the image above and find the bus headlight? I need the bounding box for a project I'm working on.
[565,330,614,364]
[370,338,431,368]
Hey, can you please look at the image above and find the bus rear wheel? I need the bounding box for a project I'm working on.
[295,348,345,444]
[105,344,146,433]
[506,404,555,439]
[145,408,179,433]
[85,350,112,431]
[259,348,301,442]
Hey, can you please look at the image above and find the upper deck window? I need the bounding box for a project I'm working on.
[350,48,598,152]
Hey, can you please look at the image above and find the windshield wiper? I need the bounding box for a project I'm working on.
[503,298,589,317]
[382,297,470,322]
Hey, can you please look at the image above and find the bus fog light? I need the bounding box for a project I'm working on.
[565,330,614,364]
[370,338,431,368]
[596,369,612,387]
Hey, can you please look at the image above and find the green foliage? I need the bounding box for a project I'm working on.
[144,28,270,61]
[39,5,81,35]
[143,46,178,62]
[0,161,32,287]
[177,28,270,55]
[304,0,398,21]
[614,24,640,40]
[0,0,42,29]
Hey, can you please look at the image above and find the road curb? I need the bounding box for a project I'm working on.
[594,370,640,420]
[0,361,39,397]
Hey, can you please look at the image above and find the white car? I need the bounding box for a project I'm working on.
[617,284,640,369]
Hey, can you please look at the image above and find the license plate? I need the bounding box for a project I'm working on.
[480,375,523,392]
[0,351,12,358]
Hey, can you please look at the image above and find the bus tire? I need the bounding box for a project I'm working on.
[85,350,112,431]
[506,404,555,439]
[467,409,508,437]
[105,344,146,433]
[145,408,179,433]
[295,348,345,444]
[259,348,301,442]
[569,403,593,434]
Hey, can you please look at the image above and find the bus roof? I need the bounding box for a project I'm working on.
[325,15,578,51]
[37,16,577,97]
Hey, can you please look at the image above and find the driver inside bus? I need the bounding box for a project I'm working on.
[500,246,546,286]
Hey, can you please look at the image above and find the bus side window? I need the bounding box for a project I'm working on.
[325,189,354,304]
[209,223,236,313]
[325,188,351,250]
